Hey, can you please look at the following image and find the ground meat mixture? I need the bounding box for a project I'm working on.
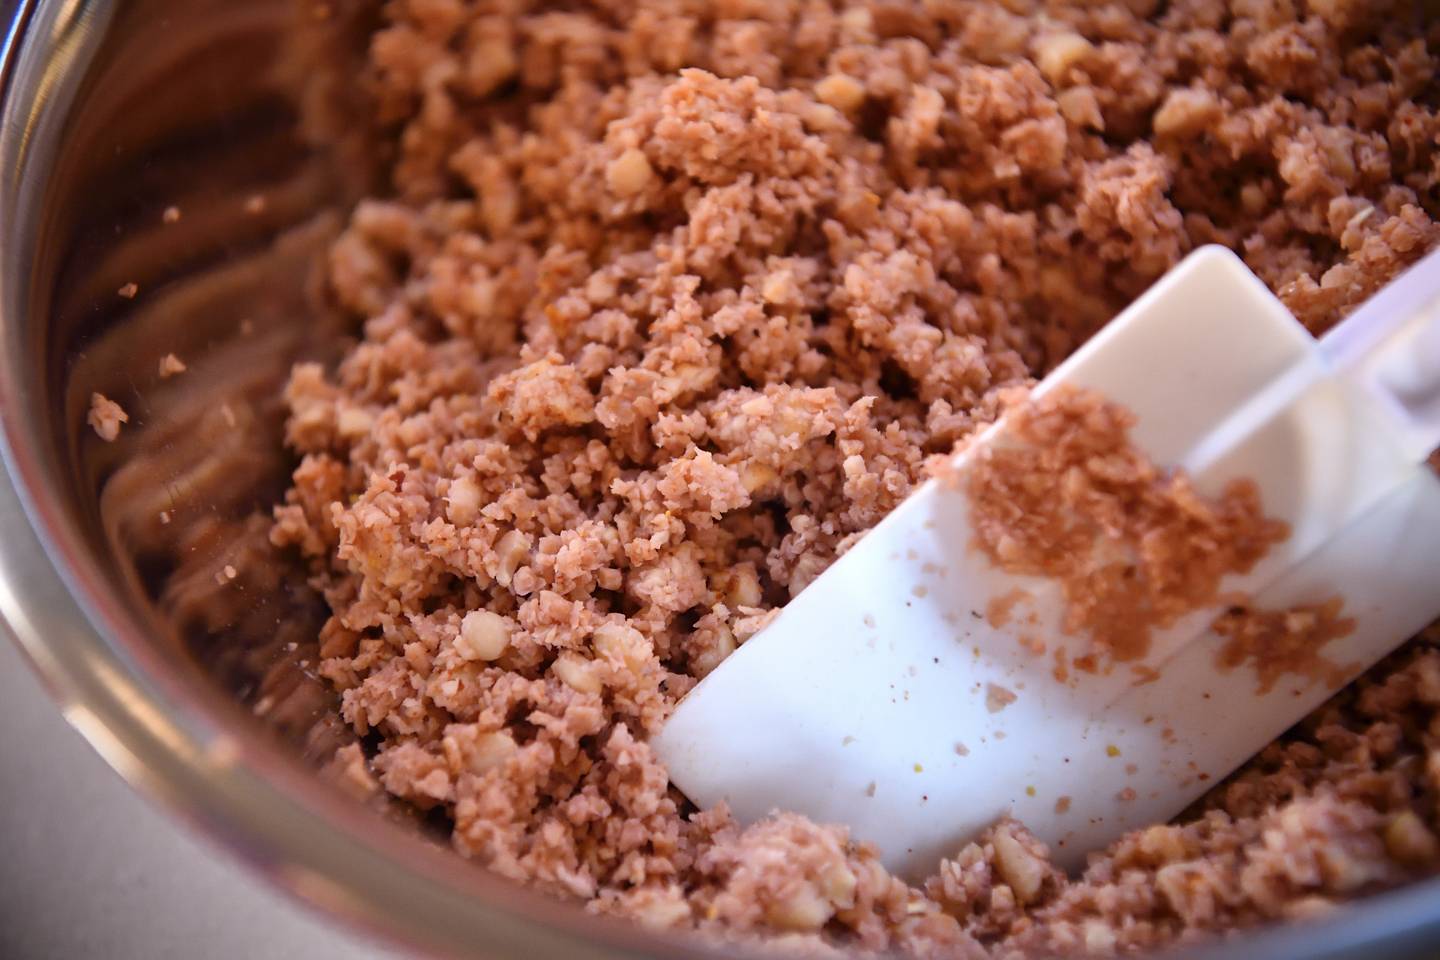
[271,0,1440,955]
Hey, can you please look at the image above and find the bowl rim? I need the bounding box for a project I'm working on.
[3,3,1440,960]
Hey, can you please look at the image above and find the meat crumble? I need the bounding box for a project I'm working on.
[270,0,1440,955]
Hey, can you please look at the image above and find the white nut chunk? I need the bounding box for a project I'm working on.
[607,147,654,197]
[592,622,652,673]
[991,824,1047,905]
[740,460,778,494]
[726,564,763,609]
[457,609,513,661]
[815,73,866,113]
[442,726,517,776]
[337,406,375,439]
[1152,87,1220,138]
[819,860,857,910]
[765,884,833,932]
[690,623,735,679]
[446,475,482,525]
[493,528,530,586]
[1034,32,1094,86]
[554,653,603,694]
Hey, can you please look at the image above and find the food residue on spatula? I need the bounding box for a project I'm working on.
[1213,597,1357,694]
[960,384,1290,671]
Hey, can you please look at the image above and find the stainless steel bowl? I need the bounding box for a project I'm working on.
[2,2,1439,958]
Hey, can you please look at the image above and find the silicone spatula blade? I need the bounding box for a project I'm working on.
[653,245,1440,876]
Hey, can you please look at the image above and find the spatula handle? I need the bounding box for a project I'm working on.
[1319,247,1440,464]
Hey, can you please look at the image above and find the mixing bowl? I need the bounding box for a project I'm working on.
[2,1,1438,957]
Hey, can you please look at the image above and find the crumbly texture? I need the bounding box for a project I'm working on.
[964,385,1288,666]
[273,0,1440,955]
[1214,596,1357,694]
[88,392,129,442]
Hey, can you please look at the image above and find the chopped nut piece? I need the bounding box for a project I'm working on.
[815,73,866,112]
[992,825,1047,905]
[690,623,735,678]
[446,475,482,525]
[1056,86,1104,130]
[593,621,651,672]
[553,654,602,694]
[336,406,375,439]
[819,861,858,909]
[739,461,778,494]
[457,610,513,661]
[87,392,128,441]
[765,885,831,931]
[607,148,654,197]
[1034,32,1093,85]
[1386,811,1439,865]
[493,529,529,586]
[442,726,517,775]
[1153,88,1221,138]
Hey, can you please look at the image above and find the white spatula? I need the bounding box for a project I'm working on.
[654,245,1440,876]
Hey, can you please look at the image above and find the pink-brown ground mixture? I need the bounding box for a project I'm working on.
[963,385,1291,667]
[272,0,1440,955]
